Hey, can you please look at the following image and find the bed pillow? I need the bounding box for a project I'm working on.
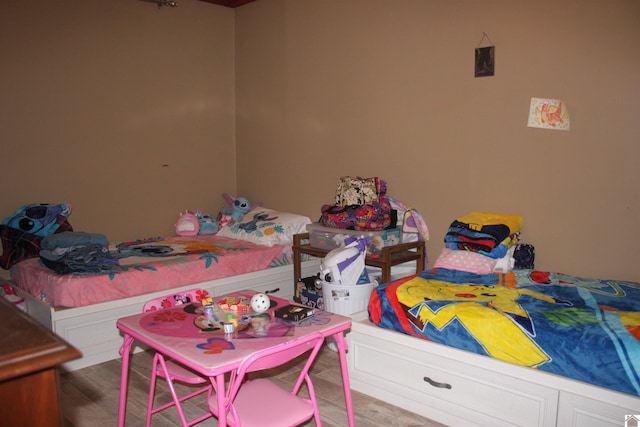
[3,203,72,237]
[433,247,498,274]
[216,208,311,247]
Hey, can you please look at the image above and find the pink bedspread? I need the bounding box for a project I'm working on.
[10,235,292,308]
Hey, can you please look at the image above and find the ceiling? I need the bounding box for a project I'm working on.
[200,0,256,7]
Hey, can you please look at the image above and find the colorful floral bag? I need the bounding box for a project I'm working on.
[320,176,391,231]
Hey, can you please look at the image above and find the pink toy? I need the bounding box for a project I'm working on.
[175,210,200,237]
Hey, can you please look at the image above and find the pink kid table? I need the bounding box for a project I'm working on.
[116,290,354,427]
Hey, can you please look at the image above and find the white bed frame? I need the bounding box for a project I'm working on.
[346,311,640,427]
[12,259,321,372]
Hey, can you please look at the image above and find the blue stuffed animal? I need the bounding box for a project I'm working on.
[217,193,252,228]
[196,210,218,235]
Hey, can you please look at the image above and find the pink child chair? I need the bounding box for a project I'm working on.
[143,288,213,427]
[208,332,325,427]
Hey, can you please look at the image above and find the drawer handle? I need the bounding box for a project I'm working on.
[423,376,452,389]
[264,288,280,294]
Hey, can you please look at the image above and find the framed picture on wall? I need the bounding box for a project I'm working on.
[475,46,495,77]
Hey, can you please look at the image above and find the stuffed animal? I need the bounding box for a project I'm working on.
[196,210,218,235]
[216,193,252,228]
[175,210,200,236]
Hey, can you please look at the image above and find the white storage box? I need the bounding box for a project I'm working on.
[321,281,378,316]
[306,223,401,254]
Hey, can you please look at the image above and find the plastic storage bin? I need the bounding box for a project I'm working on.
[306,223,401,254]
[321,281,378,316]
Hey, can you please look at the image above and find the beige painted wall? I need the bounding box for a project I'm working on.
[235,0,640,281]
[1,0,236,242]
[2,0,639,282]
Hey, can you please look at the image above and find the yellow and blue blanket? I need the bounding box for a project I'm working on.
[369,268,640,397]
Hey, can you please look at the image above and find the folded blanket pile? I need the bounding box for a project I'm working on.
[434,212,533,274]
[40,231,120,275]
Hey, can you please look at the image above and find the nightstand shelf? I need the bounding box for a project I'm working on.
[0,296,81,426]
[292,232,425,289]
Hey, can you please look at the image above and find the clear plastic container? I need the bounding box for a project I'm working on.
[306,223,401,254]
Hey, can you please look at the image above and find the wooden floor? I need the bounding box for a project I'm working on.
[59,344,446,427]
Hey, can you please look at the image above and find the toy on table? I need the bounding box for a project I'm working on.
[217,296,251,313]
[250,293,271,314]
[200,296,217,321]
[223,313,239,334]
[274,304,314,321]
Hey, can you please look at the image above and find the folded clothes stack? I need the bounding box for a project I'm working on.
[434,212,534,275]
[40,231,120,275]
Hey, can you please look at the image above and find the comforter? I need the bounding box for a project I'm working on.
[10,235,293,308]
[369,268,640,397]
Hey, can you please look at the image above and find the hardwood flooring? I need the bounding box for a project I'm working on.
[60,344,445,427]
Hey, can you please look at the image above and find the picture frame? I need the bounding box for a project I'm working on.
[475,46,495,77]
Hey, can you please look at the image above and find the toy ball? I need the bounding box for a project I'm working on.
[250,293,271,314]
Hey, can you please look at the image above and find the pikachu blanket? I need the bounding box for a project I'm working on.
[369,268,640,397]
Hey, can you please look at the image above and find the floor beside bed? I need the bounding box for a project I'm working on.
[60,345,445,427]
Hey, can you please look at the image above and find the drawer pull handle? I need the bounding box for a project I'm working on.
[423,376,452,389]
[264,288,280,294]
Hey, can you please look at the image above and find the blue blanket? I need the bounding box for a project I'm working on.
[369,269,640,397]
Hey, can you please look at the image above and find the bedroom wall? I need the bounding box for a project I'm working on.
[234,0,640,282]
[1,0,236,242]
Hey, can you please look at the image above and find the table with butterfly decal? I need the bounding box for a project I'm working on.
[116,289,354,427]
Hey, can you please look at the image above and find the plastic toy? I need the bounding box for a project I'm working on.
[250,293,271,314]
[217,296,251,313]
[318,236,370,286]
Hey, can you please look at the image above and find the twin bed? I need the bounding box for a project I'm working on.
[346,267,640,426]
[4,208,320,371]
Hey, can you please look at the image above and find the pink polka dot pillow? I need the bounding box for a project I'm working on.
[433,248,497,274]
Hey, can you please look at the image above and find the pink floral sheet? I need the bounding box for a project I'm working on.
[10,235,293,308]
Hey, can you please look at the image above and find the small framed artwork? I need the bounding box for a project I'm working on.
[475,46,495,77]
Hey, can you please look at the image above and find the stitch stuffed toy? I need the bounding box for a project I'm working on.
[216,193,252,228]
[196,210,218,235]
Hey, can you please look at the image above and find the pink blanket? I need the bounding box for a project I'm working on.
[10,235,292,308]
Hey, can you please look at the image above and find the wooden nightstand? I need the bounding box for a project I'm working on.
[0,297,81,426]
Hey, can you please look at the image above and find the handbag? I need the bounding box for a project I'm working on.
[334,176,387,207]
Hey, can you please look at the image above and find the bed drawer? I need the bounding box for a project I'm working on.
[557,391,640,427]
[348,325,558,427]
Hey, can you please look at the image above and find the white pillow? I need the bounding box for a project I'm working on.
[216,208,312,246]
